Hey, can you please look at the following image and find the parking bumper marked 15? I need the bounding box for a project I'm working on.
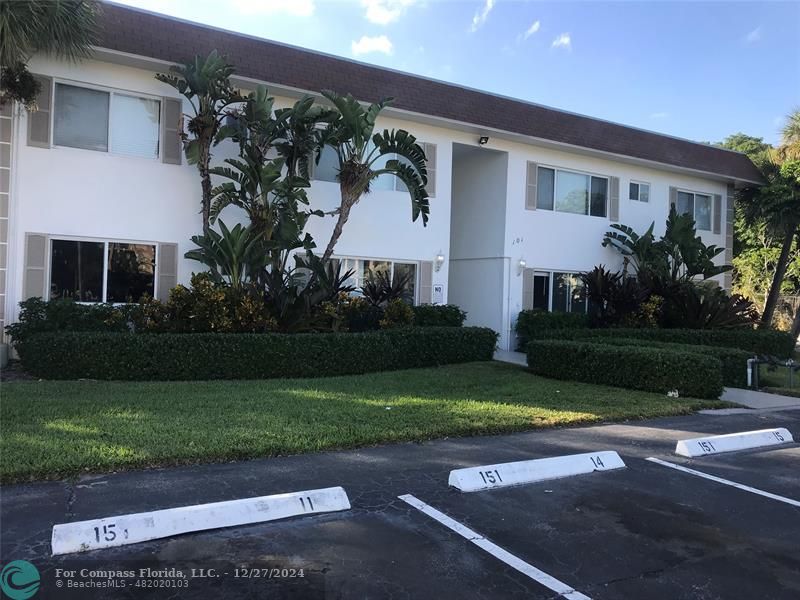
[447,451,625,492]
[51,486,351,556]
[646,458,800,508]
[399,494,592,600]
[675,428,794,458]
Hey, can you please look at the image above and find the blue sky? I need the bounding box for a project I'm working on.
[114,0,799,146]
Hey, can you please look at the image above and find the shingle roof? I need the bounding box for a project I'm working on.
[97,3,764,184]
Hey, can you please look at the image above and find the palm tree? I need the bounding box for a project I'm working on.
[778,108,800,161]
[737,149,800,328]
[0,0,99,108]
[156,51,248,231]
[316,91,430,260]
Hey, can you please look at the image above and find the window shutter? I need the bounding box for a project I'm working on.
[27,75,52,148]
[669,186,677,211]
[609,176,620,221]
[712,193,722,234]
[23,233,48,299]
[422,142,436,197]
[419,260,433,304]
[157,242,178,301]
[161,98,182,165]
[522,268,534,310]
[525,162,537,210]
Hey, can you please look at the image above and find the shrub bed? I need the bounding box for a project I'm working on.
[530,327,793,358]
[585,338,750,388]
[527,340,724,399]
[412,304,467,327]
[515,310,588,348]
[17,327,498,381]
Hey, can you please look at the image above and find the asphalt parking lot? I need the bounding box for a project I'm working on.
[2,408,798,599]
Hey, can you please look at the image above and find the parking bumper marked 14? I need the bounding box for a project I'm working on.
[447,451,625,492]
[675,428,794,458]
[646,458,800,508]
[398,494,592,600]
[51,486,351,556]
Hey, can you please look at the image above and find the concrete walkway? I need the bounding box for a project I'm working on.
[493,349,527,366]
[722,387,800,410]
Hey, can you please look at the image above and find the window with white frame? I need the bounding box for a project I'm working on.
[531,270,587,313]
[536,166,608,217]
[676,190,712,231]
[331,257,418,304]
[53,83,161,158]
[629,181,650,202]
[49,238,156,303]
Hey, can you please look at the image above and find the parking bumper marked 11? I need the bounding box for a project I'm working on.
[399,494,592,600]
[51,486,351,556]
[646,458,800,508]
[447,451,625,492]
[675,428,794,458]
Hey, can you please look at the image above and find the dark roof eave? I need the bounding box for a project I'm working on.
[95,2,766,185]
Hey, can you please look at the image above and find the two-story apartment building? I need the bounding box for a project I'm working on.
[0,3,763,352]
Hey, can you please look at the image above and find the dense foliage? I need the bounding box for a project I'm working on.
[17,327,498,381]
[577,337,751,388]
[529,327,794,358]
[515,310,588,348]
[527,340,724,399]
[412,304,467,327]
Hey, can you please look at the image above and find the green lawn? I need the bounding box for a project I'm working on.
[1,362,724,483]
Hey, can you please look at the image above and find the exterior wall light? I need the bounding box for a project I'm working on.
[434,252,445,272]
[518,258,527,276]
[478,136,489,145]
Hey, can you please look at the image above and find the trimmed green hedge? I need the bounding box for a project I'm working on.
[515,310,588,348]
[527,340,724,399]
[412,304,467,327]
[17,327,498,381]
[588,338,750,388]
[530,327,793,358]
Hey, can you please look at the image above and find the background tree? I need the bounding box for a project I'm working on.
[316,91,430,260]
[733,116,800,329]
[0,0,99,108]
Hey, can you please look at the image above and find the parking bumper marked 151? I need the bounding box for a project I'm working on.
[51,486,351,556]
[447,451,625,492]
[398,494,592,600]
[675,428,794,458]
[646,458,800,508]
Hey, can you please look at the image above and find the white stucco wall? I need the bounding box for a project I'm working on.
[5,54,735,351]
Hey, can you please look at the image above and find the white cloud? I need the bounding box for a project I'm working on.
[650,112,669,120]
[352,35,394,56]
[362,0,416,25]
[231,0,315,16]
[470,0,495,33]
[744,26,762,43]
[551,33,571,50]
[522,20,541,40]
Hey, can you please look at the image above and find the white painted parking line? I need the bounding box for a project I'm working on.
[675,428,793,457]
[51,487,351,555]
[399,494,592,600]
[646,458,800,508]
[448,451,625,492]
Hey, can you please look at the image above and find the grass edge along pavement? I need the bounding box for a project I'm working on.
[0,362,725,483]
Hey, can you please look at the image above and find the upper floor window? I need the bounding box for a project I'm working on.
[536,166,607,217]
[50,238,156,303]
[629,181,650,202]
[53,83,161,159]
[676,190,712,231]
